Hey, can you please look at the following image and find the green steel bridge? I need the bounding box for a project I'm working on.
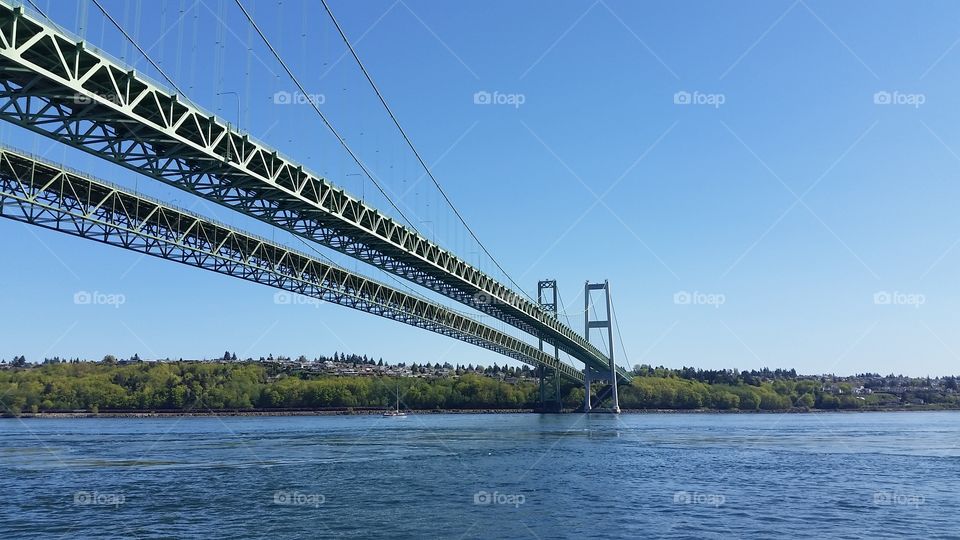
[0,2,628,411]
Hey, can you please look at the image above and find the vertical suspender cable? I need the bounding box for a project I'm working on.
[232,0,421,234]
[318,0,534,303]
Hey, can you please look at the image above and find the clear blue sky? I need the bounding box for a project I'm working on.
[3,0,960,376]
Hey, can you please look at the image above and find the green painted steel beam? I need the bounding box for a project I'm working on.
[0,144,585,383]
[0,2,630,383]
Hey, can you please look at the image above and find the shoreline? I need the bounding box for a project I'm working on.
[5,406,959,419]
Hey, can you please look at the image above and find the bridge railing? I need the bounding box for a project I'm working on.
[0,2,630,383]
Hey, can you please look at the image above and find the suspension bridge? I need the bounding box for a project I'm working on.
[0,1,630,412]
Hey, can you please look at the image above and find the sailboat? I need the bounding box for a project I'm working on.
[383,384,407,417]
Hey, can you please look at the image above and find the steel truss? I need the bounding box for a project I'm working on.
[0,2,628,382]
[0,145,584,383]
[536,280,562,410]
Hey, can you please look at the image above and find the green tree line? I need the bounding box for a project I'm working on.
[0,362,545,415]
[1,361,957,416]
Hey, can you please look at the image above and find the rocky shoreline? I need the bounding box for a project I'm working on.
[5,406,959,418]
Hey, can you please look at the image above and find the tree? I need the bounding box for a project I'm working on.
[818,394,840,409]
[12,355,27,368]
[712,392,740,410]
[737,391,760,410]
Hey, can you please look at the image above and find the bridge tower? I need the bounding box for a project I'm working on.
[583,281,621,413]
[537,280,563,412]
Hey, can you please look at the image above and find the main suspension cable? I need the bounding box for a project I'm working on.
[319,0,534,303]
[90,0,191,102]
[233,0,421,234]
[609,292,631,370]
[88,0,443,310]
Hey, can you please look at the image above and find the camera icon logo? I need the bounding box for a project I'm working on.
[673,291,692,305]
[274,292,292,305]
[473,91,492,105]
[473,292,494,306]
[873,291,891,305]
[873,91,891,105]
[74,291,92,305]
[273,91,292,105]
[474,490,492,505]
[673,91,691,105]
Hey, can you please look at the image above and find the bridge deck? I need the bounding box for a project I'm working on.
[0,145,585,383]
[0,2,630,383]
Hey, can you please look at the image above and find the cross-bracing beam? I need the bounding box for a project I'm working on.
[0,2,629,382]
[0,144,585,383]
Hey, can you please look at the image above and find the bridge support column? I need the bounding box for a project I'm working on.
[583,366,593,412]
[538,365,546,404]
[537,280,563,412]
[605,283,621,414]
[584,280,621,413]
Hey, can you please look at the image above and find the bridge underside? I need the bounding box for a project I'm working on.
[0,146,585,383]
[0,2,629,384]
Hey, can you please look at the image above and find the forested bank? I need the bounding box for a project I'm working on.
[1,361,957,416]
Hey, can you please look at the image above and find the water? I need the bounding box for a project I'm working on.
[1,412,958,539]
